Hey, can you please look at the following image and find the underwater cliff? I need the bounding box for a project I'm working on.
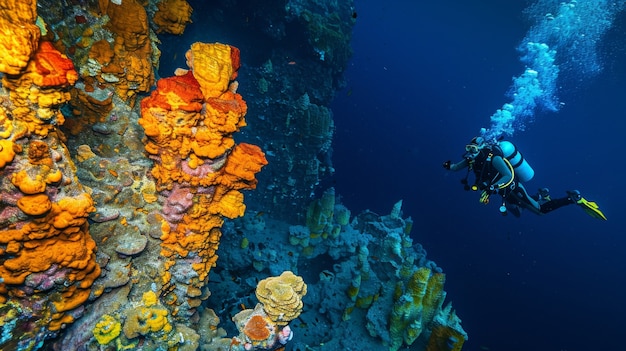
[0,1,466,350]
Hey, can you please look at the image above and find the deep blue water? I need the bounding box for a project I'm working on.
[331,1,626,351]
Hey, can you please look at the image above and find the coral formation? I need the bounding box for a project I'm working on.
[139,41,267,322]
[229,271,306,351]
[0,0,40,75]
[232,304,280,350]
[213,194,467,350]
[255,270,307,326]
[426,313,467,351]
[153,0,193,35]
[0,1,468,351]
[388,266,447,350]
[2,41,78,136]
[0,25,100,348]
[122,291,173,339]
[93,314,122,345]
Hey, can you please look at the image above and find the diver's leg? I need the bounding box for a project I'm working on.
[515,183,541,212]
[539,191,578,214]
[504,183,542,215]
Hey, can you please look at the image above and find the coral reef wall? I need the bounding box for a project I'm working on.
[0,1,468,351]
[0,1,267,350]
[0,2,101,347]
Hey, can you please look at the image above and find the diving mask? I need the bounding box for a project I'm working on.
[464,136,486,159]
[465,144,480,154]
[464,144,481,159]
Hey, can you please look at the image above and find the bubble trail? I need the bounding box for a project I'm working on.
[481,0,626,142]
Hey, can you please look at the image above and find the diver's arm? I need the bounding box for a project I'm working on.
[443,158,469,172]
[450,159,469,171]
[491,156,513,186]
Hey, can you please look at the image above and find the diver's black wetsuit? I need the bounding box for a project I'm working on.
[449,144,574,216]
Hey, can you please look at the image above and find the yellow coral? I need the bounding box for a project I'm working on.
[189,42,234,99]
[0,0,40,75]
[0,139,15,169]
[16,193,52,216]
[422,272,446,324]
[407,266,431,309]
[93,314,122,345]
[11,170,47,194]
[121,290,173,340]
[123,306,172,339]
[389,267,448,351]
[142,290,159,307]
[255,271,307,326]
[208,189,245,219]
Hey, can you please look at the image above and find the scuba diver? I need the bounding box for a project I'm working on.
[443,137,607,220]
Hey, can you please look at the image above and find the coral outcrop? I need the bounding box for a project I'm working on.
[213,194,467,350]
[2,41,78,137]
[255,270,307,326]
[139,41,267,319]
[0,18,100,347]
[229,271,306,351]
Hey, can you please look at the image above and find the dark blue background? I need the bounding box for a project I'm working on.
[331,1,626,350]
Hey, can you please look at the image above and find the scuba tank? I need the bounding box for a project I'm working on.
[498,141,534,182]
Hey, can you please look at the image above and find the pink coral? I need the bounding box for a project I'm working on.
[162,185,194,223]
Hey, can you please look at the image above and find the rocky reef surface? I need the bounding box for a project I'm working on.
[0,1,467,350]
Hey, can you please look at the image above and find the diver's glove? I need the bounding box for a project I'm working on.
[443,160,451,170]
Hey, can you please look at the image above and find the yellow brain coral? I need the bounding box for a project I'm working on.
[123,292,173,339]
[93,314,122,345]
[255,271,308,325]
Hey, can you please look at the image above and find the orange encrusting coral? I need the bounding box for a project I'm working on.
[0,19,101,336]
[30,41,79,87]
[88,39,115,66]
[0,192,101,330]
[0,0,40,75]
[139,42,267,314]
[2,41,78,137]
[244,315,273,341]
[0,139,16,169]
[188,42,238,99]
